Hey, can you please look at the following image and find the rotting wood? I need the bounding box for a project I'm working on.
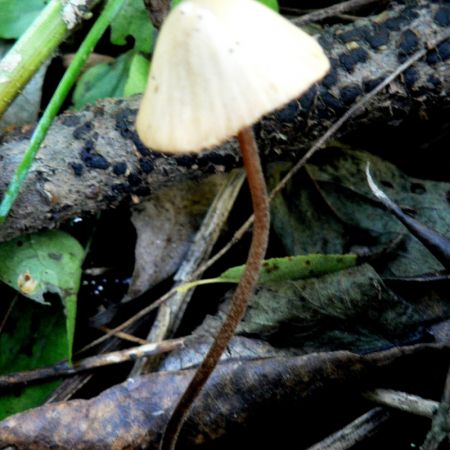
[0,0,448,243]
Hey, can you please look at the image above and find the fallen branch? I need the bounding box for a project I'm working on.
[0,0,448,242]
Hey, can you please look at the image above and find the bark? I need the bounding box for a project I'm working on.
[0,0,448,242]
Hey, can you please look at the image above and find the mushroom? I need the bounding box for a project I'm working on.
[136,0,329,448]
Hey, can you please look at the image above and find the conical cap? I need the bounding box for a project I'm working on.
[136,0,330,153]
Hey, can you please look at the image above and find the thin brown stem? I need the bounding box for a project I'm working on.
[160,126,270,450]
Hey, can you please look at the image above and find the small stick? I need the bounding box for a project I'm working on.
[294,0,386,26]
[0,338,184,389]
[306,407,390,450]
[364,389,439,419]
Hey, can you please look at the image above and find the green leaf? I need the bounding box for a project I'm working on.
[0,230,84,361]
[110,0,155,53]
[177,254,357,293]
[171,0,279,11]
[0,299,68,420]
[221,254,357,283]
[72,51,135,109]
[124,53,150,96]
[0,0,48,39]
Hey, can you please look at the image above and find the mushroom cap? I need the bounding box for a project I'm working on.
[136,0,330,153]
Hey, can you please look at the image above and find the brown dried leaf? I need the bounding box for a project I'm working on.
[126,176,224,300]
[1,344,449,449]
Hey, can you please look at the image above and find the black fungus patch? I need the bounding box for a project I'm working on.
[383,16,405,32]
[139,158,154,173]
[398,29,420,60]
[61,114,81,127]
[341,85,363,105]
[427,74,442,90]
[322,63,338,88]
[113,162,128,176]
[69,162,84,177]
[299,85,317,112]
[73,122,94,140]
[175,155,197,167]
[437,39,450,61]
[363,77,384,93]
[112,183,131,194]
[127,173,142,187]
[339,47,369,73]
[321,91,344,112]
[426,39,450,65]
[275,100,300,122]
[403,67,419,90]
[132,186,151,197]
[365,29,390,49]
[114,109,154,157]
[435,6,450,27]
[80,148,110,170]
[336,26,369,44]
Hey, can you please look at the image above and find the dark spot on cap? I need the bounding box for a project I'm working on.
[435,6,450,27]
[73,122,94,140]
[365,29,390,49]
[341,85,363,105]
[61,114,81,127]
[139,158,155,174]
[403,67,419,90]
[338,48,369,73]
[48,252,62,261]
[113,162,127,176]
[70,162,84,177]
[363,76,384,93]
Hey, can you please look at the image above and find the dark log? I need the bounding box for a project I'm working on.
[0,0,448,242]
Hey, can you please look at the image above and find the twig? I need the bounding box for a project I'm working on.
[0,338,184,389]
[420,364,450,450]
[293,0,386,25]
[306,407,390,450]
[364,389,439,419]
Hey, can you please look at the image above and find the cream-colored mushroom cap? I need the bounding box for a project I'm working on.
[136,0,330,153]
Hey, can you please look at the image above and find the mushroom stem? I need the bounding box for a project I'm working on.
[161,126,270,450]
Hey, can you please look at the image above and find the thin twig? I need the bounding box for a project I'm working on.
[0,338,184,389]
[420,364,450,450]
[364,389,439,419]
[306,407,390,450]
[293,0,386,26]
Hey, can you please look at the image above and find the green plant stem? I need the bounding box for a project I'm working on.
[0,0,125,223]
[0,0,99,117]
